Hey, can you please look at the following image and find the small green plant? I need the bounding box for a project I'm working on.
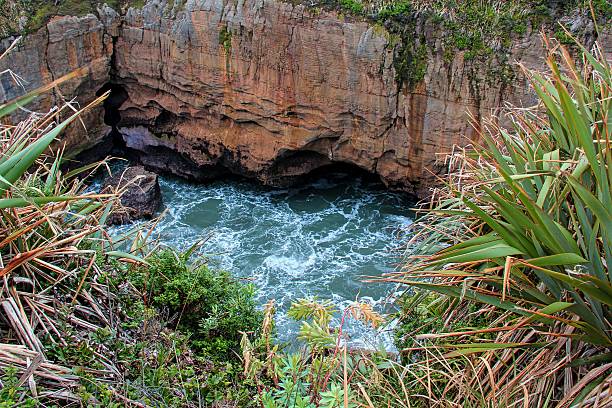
[0,367,37,407]
[130,248,263,359]
[377,0,412,20]
[339,0,364,15]
[243,298,386,407]
[129,0,146,9]
[166,0,186,12]
[219,26,232,53]
[56,0,95,16]
[395,40,428,89]
[554,26,575,45]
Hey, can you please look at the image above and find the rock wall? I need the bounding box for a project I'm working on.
[0,14,112,154]
[1,0,606,196]
[110,0,543,195]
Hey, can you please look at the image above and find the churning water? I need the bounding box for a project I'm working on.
[122,169,413,348]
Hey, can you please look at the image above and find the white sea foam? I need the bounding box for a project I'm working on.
[113,171,412,350]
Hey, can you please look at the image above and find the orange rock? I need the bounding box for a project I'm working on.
[1,2,608,197]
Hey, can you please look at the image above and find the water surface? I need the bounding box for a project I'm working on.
[125,170,412,347]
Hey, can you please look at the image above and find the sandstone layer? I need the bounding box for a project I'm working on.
[0,14,112,154]
[1,0,609,197]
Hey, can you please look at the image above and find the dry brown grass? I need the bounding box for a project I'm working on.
[0,40,153,403]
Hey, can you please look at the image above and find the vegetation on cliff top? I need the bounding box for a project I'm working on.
[290,0,608,89]
[377,0,609,89]
[0,0,144,36]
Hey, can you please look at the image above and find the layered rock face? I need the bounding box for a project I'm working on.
[0,14,112,154]
[1,1,606,196]
[110,0,541,195]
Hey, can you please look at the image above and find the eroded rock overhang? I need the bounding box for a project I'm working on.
[1,1,608,197]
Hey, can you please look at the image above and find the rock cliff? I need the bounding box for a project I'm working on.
[0,14,112,155]
[1,0,608,196]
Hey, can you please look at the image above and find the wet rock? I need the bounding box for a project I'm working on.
[103,166,162,225]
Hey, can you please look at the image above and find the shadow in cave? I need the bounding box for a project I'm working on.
[96,83,128,151]
[268,149,386,189]
[61,83,130,172]
[300,161,385,187]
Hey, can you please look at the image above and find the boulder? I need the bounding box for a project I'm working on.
[103,166,162,225]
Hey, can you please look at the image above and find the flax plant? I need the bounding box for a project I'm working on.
[383,34,611,407]
[0,40,145,402]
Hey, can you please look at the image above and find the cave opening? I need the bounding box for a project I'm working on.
[300,160,385,188]
[87,88,393,195]
[267,149,385,188]
[96,83,128,149]
[155,109,178,128]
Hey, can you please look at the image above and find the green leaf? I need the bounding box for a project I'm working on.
[444,341,548,358]
[431,242,522,264]
[526,253,587,267]
[106,251,149,265]
[0,195,85,209]
[0,109,83,194]
[0,93,38,118]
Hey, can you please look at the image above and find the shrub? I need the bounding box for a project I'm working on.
[219,26,232,53]
[377,0,412,20]
[56,0,95,16]
[131,248,263,359]
[339,0,364,15]
[395,40,428,87]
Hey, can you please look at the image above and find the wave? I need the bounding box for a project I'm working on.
[116,173,412,349]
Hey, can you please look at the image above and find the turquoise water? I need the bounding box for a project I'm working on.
[128,170,412,347]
